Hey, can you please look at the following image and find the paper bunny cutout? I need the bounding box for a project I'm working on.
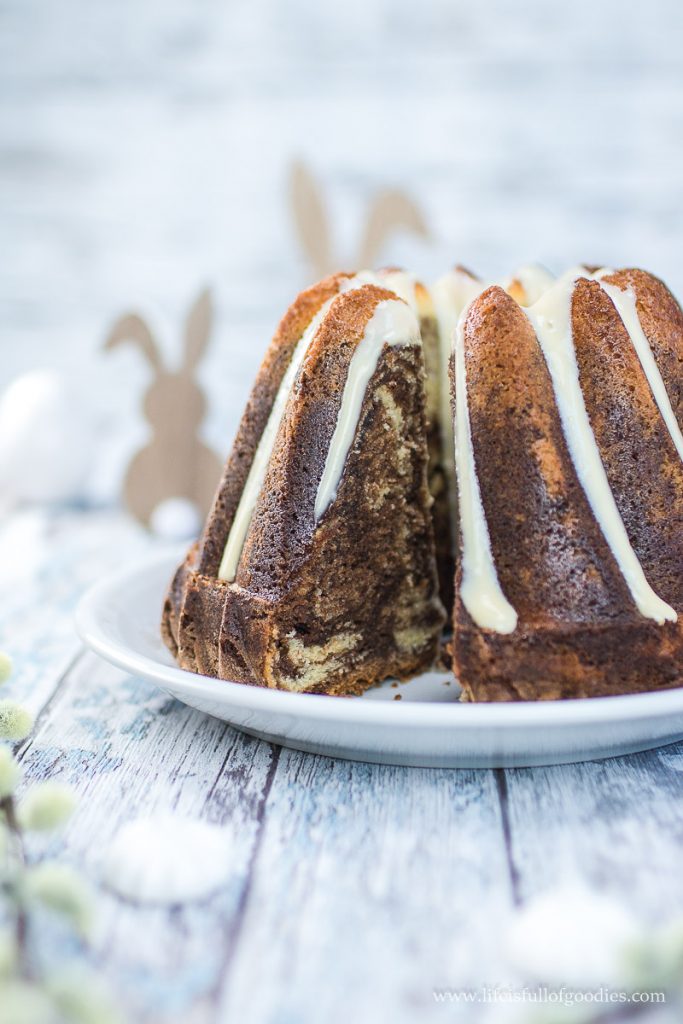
[105,289,222,528]
[289,159,431,279]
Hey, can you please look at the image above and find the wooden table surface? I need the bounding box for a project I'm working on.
[2,507,682,1024]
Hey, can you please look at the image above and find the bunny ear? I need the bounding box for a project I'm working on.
[182,287,213,371]
[289,159,334,279]
[358,189,430,269]
[104,313,163,372]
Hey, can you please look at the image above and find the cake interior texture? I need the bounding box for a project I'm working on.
[162,264,683,701]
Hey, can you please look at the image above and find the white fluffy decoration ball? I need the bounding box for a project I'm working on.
[0,370,95,505]
[104,815,233,905]
[149,497,201,541]
[506,883,640,987]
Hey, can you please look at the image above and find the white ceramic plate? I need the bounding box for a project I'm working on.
[76,551,683,768]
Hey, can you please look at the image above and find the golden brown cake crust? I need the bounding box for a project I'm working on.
[162,273,351,679]
[459,286,635,626]
[451,279,683,701]
[455,617,683,701]
[197,272,352,577]
[607,269,683,433]
[163,282,444,694]
[572,275,683,609]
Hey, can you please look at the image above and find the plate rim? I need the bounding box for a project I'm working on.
[75,548,683,732]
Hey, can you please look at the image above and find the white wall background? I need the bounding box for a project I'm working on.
[1,0,682,491]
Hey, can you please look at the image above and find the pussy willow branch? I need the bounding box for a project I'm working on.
[0,793,32,979]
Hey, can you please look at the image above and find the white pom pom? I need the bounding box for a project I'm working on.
[149,498,201,541]
[18,782,77,831]
[103,815,233,904]
[0,370,95,504]
[506,883,640,987]
[0,699,34,741]
[0,651,12,686]
[25,863,93,936]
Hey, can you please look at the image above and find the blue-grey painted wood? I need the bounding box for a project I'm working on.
[0,510,151,715]
[502,749,683,919]
[19,654,280,1023]
[216,754,514,1023]
[3,507,683,1023]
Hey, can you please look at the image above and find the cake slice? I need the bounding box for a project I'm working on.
[358,268,456,610]
[450,268,683,700]
[163,275,445,695]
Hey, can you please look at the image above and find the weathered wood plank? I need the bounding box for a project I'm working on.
[216,750,515,1024]
[17,645,520,1024]
[16,651,278,1023]
[501,746,683,921]
[0,509,152,717]
[8,506,683,1024]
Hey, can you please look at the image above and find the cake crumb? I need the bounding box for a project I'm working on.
[394,693,402,700]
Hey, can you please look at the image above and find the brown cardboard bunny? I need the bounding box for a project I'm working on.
[105,289,222,527]
[289,159,431,279]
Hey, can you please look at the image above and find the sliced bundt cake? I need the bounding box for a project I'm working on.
[162,274,445,695]
[163,262,682,701]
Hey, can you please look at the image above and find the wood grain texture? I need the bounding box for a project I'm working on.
[3,506,683,1023]
[502,751,683,921]
[216,754,514,1023]
[18,654,279,1023]
[0,509,151,716]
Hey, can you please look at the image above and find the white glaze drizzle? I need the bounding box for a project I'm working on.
[597,279,683,464]
[314,299,421,520]
[376,269,419,312]
[432,269,485,542]
[349,268,419,312]
[219,275,368,581]
[218,299,335,580]
[219,260,679,628]
[525,271,677,624]
[504,263,556,306]
[433,266,556,532]
[453,301,519,634]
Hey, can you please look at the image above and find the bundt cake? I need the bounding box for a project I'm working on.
[162,263,683,701]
